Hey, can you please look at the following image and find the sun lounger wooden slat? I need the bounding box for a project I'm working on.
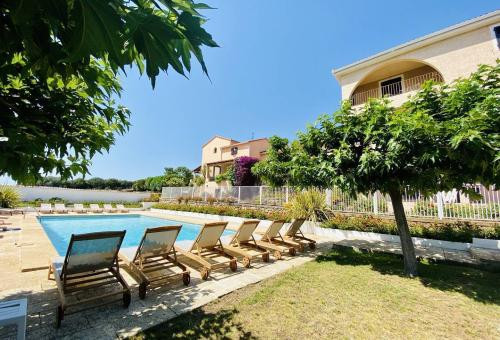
[284,218,316,249]
[222,220,270,267]
[175,221,237,280]
[255,220,299,259]
[48,230,130,328]
[119,225,190,299]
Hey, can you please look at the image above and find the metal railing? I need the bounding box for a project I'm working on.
[161,184,500,222]
[350,71,443,106]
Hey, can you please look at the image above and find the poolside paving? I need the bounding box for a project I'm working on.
[0,212,327,339]
[0,211,495,339]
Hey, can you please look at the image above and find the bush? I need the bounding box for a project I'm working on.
[234,157,259,186]
[206,197,217,205]
[284,189,328,222]
[143,193,160,202]
[48,197,66,203]
[0,186,21,208]
[152,203,288,221]
[322,214,500,242]
[152,202,499,243]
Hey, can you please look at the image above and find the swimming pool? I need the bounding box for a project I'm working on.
[38,214,234,256]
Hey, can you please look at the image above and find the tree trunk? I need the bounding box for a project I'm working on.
[388,188,418,277]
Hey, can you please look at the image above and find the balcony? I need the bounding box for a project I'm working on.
[350,71,443,106]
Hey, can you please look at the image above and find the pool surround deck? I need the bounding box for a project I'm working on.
[0,211,326,339]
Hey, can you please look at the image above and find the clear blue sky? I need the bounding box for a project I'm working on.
[85,1,499,180]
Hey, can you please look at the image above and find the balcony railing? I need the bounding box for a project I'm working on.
[350,71,443,106]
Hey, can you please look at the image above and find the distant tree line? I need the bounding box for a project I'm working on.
[35,166,197,192]
[36,177,135,190]
[132,167,194,192]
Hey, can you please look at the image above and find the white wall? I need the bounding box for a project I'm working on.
[12,186,150,202]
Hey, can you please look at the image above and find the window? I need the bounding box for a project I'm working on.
[380,76,403,97]
[230,147,238,155]
[213,147,217,153]
[494,26,500,50]
[208,165,221,181]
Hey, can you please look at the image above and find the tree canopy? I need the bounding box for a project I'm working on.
[258,61,499,276]
[0,0,217,183]
[37,176,135,190]
[251,136,332,188]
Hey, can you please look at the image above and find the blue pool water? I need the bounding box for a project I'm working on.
[38,214,234,256]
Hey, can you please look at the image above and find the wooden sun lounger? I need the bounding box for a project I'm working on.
[284,218,316,250]
[89,204,103,213]
[175,222,237,280]
[119,226,190,299]
[255,220,300,259]
[222,220,270,267]
[39,203,53,214]
[54,204,68,214]
[116,204,129,213]
[73,204,87,213]
[103,204,117,213]
[48,231,130,328]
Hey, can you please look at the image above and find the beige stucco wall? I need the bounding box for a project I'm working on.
[351,65,436,96]
[248,139,270,158]
[220,139,269,161]
[201,137,235,165]
[339,24,499,101]
[201,138,269,187]
[221,144,251,160]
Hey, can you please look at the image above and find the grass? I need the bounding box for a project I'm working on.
[131,247,500,339]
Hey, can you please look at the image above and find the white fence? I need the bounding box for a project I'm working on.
[162,184,500,222]
[11,186,150,202]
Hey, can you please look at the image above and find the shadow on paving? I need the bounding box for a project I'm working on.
[316,246,500,305]
[135,308,257,340]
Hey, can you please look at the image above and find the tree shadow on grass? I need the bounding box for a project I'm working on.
[137,308,257,340]
[316,246,500,305]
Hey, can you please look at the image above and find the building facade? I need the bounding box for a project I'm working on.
[197,136,269,188]
[333,11,500,107]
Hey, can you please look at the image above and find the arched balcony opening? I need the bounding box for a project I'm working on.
[349,60,444,106]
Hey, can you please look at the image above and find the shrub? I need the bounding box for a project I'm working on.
[151,202,499,243]
[193,176,205,187]
[322,215,500,242]
[48,197,66,203]
[284,188,328,222]
[152,203,289,221]
[234,157,259,186]
[143,193,160,202]
[0,186,21,208]
[206,197,217,205]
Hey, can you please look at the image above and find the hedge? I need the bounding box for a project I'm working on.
[153,203,500,243]
[322,214,500,243]
[152,203,288,221]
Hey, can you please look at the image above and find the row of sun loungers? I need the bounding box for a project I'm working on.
[39,203,129,214]
[48,218,315,327]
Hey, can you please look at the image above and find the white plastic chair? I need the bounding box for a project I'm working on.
[0,298,27,340]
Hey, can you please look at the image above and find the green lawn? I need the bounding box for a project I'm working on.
[132,247,500,339]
